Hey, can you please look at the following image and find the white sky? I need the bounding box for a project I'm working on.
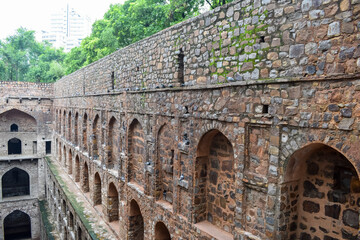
[0,0,123,40]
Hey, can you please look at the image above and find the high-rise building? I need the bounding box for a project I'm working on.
[41,5,92,52]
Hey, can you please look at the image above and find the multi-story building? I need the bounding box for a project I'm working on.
[41,5,92,52]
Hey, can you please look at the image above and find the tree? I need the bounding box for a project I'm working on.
[0,28,66,82]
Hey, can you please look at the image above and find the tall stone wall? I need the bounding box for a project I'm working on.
[47,0,360,239]
[54,0,359,96]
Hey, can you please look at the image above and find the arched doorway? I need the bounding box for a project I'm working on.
[93,172,102,206]
[108,182,119,222]
[68,149,73,174]
[129,199,144,240]
[3,210,31,240]
[193,129,235,234]
[155,222,171,240]
[280,143,360,239]
[8,138,21,155]
[2,167,30,198]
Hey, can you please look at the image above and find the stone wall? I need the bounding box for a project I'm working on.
[54,0,359,97]
[5,0,356,239]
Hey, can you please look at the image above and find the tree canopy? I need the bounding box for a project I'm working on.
[1,0,234,81]
[0,28,66,82]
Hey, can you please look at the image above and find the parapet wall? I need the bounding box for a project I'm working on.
[55,0,360,97]
[0,81,53,98]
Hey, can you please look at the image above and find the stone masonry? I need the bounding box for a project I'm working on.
[0,0,359,239]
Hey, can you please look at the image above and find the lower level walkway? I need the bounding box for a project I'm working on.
[47,157,119,240]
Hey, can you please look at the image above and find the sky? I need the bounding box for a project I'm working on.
[0,0,123,40]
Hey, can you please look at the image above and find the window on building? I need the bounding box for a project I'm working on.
[46,141,51,155]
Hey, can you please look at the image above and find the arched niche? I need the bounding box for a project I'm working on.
[108,182,119,222]
[128,199,144,240]
[155,222,171,240]
[280,143,360,240]
[128,119,145,186]
[193,129,235,235]
[93,172,102,206]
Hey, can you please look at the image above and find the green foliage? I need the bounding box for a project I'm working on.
[0,28,66,82]
[64,0,204,74]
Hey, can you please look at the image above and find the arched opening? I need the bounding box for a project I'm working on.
[63,146,67,168]
[108,182,119,222]
[155,222,171,240]
[128,119,145,186]
[156,124,174,204]
[75,112,79,146]
[129,199,144,240]
[0,109,36,133]
[68,149,73,174]
[69,212,74,229]
[58,142,62,163]
[280,143,360,240]
[8,138,22,155]
[108,117,120,169]
[82,162,89,192]
[4,210,31,240]
[68,149,72,174]
[77,226,82,240]
[10,124,18,132]
[68,112,72,141]
[92,115,100,159]
[83,113,88,151]
[194,130,235,234]
[2,167,30,198]
[62,111,66,136]
[93,172,102,206]
[75,155,80,182]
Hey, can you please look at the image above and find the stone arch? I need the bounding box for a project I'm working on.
[93,172,102,206]
[279,143,360,240]
[155,221,171,240]
[68,149,73,174]
[2,167,30,198]
[8,138,22,155]
[62,110,66,136]
[128,199,144,240]
[10,123,18,132]
[107,182,119,222]
[128,119,145,187]
[0,109,36,133]
[193,129,235,234]
[156,124,174,203]
[92,114,100,159]
[68,111,72,141]
[58,141,62,163]
[82,162,89,192]
[75,112,79,146]
[63,145,67,168]
[83,113,88,151]
[3,210,31,240]
[75,155,80,182]
[108,116,120,169]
